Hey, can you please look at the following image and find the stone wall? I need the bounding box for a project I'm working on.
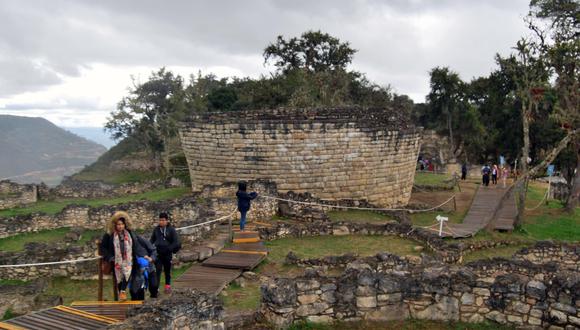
[261,250,580,328]
[0,181,277,239]
[179,107,421,208]
[0,180,37,210]
[47,177,165,199]
[108,290,224,330]
[0,241,98,281]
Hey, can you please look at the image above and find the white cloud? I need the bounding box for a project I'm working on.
[0,0,531,126]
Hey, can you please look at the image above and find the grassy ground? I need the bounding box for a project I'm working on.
[414,172,452,186]
[264,235,422,265]
[73,169,163,185]
[222,281,261,312]
[462,244,530,263]
[521,181,580,242]
[0,279,29,286]
[0,187,191,217]
[285,319,514,330]
[327,210,393,223]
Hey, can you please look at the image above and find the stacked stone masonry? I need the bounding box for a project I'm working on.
[179,108,422,208]
[261,241,580,329]
[0,181,277,239]
[0,180,37,210]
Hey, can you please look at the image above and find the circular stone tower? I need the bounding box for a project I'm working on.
[179,107,422,208]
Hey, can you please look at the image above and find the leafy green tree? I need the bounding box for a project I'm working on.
[105,68,186,172]
[264,30,357,73]
[426,67,467,160]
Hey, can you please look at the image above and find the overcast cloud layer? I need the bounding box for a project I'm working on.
[0,0,531,127]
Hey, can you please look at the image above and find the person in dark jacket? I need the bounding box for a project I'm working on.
[236,181,257,231]
[461,163,468,180]
[150,212,180,294]
[99,211,157,301]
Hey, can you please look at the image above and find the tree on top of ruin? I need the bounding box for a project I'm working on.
[263,30,357,73]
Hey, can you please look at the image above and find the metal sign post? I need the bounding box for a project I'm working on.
[436,215,448,237]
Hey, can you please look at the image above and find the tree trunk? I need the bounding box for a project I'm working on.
[515,103,531,228]
[565,139,579,212]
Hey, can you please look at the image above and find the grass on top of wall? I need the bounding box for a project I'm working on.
[222,281,261,312]
[72,169,163,185]
[0,227,72,252]
[0,187,191,218]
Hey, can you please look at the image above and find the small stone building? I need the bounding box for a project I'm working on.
[179,107,422,208]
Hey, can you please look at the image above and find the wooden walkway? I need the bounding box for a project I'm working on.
[426,184,515,238]
[0,305,120,330]
[173,226,267,296]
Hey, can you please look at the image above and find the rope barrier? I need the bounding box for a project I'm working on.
[0,256,101,268]
[525,184,550,211]
[260,194,456,214]
[0,211,238,268]
[175,210,237,231]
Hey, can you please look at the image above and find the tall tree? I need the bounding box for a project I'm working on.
[105,68,186,172]
[427,67,465,160]
[497,39,551,226]
[529,0,580,211]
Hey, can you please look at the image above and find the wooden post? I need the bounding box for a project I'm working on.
[453,196,457,211]
[229,215,233,242]
[98,259,103,301]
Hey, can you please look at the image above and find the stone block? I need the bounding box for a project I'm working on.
[549,309,568,325]
[506,314,523,325]
[486,311,507,324]
[460,293,475,305]
[306,315,332,323]
[298,294,319,305]
[512,301,531,314]
[356,296,377,309]
[364,304,409,321]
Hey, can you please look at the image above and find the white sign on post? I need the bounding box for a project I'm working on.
[436,215,448,237]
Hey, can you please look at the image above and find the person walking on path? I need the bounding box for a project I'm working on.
[501,166,509,188]
[236,181,257,231]
[492,164,499,185]
[461,163,468,180]
[150,212,181,295]
[481,164,491,187]
[100,211,157,301]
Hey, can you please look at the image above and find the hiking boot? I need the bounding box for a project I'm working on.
[164,284,171,294]
[119,290,127,301]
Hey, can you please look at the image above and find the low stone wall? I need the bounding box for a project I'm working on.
[261,259,580,328]
[0,180,37,210]
[47,177,165,199]
[0,241,98,281]
[108,289,224,330]
[513,241,580,271]
[0,181,278,239]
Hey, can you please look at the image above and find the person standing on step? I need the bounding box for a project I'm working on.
[491,164,499,185]
[150,212,181,295]
[236,181,258,232]
[100,211,156,301]
[461,163,468,181]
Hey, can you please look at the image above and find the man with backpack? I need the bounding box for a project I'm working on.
[481,164,491,187]
[150,212,181,294]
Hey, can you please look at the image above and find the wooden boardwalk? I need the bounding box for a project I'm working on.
[173,227,267,295]
[0,305,119,330]
[492,189,518,231]
[426,184,515,238]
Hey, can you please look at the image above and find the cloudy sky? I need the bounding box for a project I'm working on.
[0,0,531,128]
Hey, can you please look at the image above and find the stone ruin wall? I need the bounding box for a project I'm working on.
[179,108,421,209]
[262,241,580,329]
[0,180,37,210]
[0,181,277,240]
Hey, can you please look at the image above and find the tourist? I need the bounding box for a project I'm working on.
[501,166,509,188]
[150,212,181,295]
[481,164,491,187]
[99,211,157,301]
[461,163,468,180]
[236,181,258,231]
[491,164,499,185]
